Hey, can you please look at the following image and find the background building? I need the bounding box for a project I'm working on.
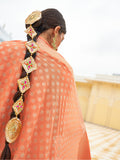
[75,74,120,130]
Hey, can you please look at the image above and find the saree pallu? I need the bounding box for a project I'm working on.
[0,37,91,159]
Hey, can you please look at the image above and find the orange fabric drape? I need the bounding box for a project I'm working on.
[0,37,91,160]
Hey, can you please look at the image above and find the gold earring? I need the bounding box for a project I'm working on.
[52,34,57,50]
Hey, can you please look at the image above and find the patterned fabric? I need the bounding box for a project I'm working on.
[0,37,91,159]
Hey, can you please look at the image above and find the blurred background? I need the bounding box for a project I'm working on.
[1,0,120,76]
[0,0,120,159]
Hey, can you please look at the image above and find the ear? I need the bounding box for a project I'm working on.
[54,26,61,34]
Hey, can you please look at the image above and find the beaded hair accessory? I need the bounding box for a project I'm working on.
[5,11,41,143]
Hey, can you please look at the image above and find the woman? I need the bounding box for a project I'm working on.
[0,9,91,159]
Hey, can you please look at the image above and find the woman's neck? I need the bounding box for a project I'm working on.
[38,29,54,47]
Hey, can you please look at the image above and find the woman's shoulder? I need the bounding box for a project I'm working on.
[0,40,26,49]
[0,40,26,63]
[0,40,26,54]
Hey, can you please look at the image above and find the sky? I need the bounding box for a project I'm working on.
[0,0,120,77]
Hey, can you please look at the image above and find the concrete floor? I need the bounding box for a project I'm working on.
[85,122,120,160]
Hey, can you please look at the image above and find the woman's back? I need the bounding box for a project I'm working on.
[0,9,91,160]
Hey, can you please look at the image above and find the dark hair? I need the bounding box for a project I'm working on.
[26,8,66,41]
[1,8,66,160]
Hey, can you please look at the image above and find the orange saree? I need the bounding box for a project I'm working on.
[0,36,91,159]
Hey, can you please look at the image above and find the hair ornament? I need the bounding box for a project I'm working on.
[4,11,40,143]
[17,76,30,94]
[25,10,42,25]
[25,40,38,55]
[5,117,22,143]
[25,25,37,39]
[12,96,24,116]
[22,56,37,74]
